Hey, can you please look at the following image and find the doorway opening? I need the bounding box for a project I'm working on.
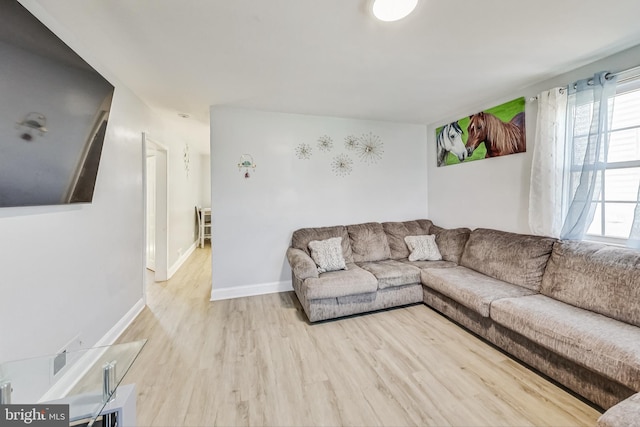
[143,133,169,292]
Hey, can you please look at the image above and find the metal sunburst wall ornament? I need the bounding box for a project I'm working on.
[331,154,353,177]
[295,143,312,159]
[344,135,359,150]
[317,135,333,152]
[357,132,384,164]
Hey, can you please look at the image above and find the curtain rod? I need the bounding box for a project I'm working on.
[606,64,640,82]
[528,63,640,102]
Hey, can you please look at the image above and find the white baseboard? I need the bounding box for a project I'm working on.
[210,280,293,301]
[168,241,197,279]
[95,298,146,347]
[39,298,145,402]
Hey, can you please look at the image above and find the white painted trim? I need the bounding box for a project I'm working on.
[95,298,145,347]
[210,281,293,301]
[168,241,197,278]
[141,135,148,304]
[142,133,169,283]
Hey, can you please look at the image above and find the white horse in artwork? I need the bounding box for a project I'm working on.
[437,121,467,166]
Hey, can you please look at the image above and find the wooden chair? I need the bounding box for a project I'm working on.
[196,206,211,248]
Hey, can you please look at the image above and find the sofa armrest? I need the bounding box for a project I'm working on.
[286,247,319,280]
[598,393,640,427]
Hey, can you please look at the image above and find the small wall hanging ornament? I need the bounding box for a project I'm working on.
[183,143,190,178]
[357,132,384,164]
[331,154,354,177]
[317,135,333,152]
[344,135,359,150]
[238,154,256,179]
[295,143,312,159]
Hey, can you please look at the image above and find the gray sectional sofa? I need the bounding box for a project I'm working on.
[286,219,640,426]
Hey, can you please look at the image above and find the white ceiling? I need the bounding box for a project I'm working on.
[26,0,640,125]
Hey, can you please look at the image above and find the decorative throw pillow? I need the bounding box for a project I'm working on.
[404,235,442,262]
[308,237,347,273]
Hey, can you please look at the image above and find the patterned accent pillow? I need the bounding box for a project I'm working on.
[404,235,442,262]
[308,237,348,273]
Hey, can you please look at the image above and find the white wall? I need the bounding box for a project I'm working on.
[199,153,211,208]
[210,107,428,298]
[427,44,640,233]
[0,1,210,363]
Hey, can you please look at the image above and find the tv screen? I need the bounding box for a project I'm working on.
[0,0,115,207]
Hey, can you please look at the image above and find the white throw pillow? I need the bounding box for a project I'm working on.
[404,234,442,262]
[308,237,347,273]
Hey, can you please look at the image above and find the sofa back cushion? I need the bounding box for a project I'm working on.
[460,228,556,291]
[430,225,472,264]
[291,225,353,263]
[541,240,640,327]
[347,222,391,262]
[382,220,432,260]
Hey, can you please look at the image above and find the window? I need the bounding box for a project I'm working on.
[529,71,640,245]
[585,79,640,243]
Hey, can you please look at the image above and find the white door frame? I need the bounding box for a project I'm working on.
[142,133,169,291]
[145,154,156,271]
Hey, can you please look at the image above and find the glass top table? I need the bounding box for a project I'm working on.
[0,339,146,426]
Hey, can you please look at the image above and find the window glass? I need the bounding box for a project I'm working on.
[608,128,640,162]
[611,89,640,130]
[585,81,640,242]
[603,203,635,238]
[605,168,640,201]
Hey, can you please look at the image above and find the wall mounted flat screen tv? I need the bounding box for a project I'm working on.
[0,0,115,207]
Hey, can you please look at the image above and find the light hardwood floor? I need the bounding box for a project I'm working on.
[117,245,601,426]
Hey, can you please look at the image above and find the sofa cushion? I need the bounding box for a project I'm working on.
[541,240,640,327]
[286,247,319,280]
[308,237,347,273]
[398,259,458,269]
[292,225,353,263]
[303,263,377,299]
[405,235,442,261]
[347,222,391,263]
[459,228,556,291]
[430,225,471,264]
[491,294,640,390]
[421,266,536,317]
[597,393,640,427]
[356,259,421,290]
[382,220,432,259]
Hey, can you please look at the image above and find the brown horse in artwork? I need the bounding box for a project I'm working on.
[465,111,526,158]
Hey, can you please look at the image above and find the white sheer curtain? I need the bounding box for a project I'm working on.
[630,186,640,248]
[560,72,617,240]
[528,88,567,237]
[530,72,619,241]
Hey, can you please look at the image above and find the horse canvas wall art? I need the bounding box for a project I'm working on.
[436,121,467,166]
[435,97,526,166]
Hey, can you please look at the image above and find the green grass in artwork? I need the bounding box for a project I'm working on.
[436,97,525,166]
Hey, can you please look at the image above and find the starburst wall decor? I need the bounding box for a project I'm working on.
[317,135,333,152]
[294,131,384,177]
[357,132,384,164]
[331,154,353,177]
[295,143,312,159]
[344,135,359,150]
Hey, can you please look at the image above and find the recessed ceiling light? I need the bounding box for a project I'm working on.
[372,0,418,22]
[178,113,190,119]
